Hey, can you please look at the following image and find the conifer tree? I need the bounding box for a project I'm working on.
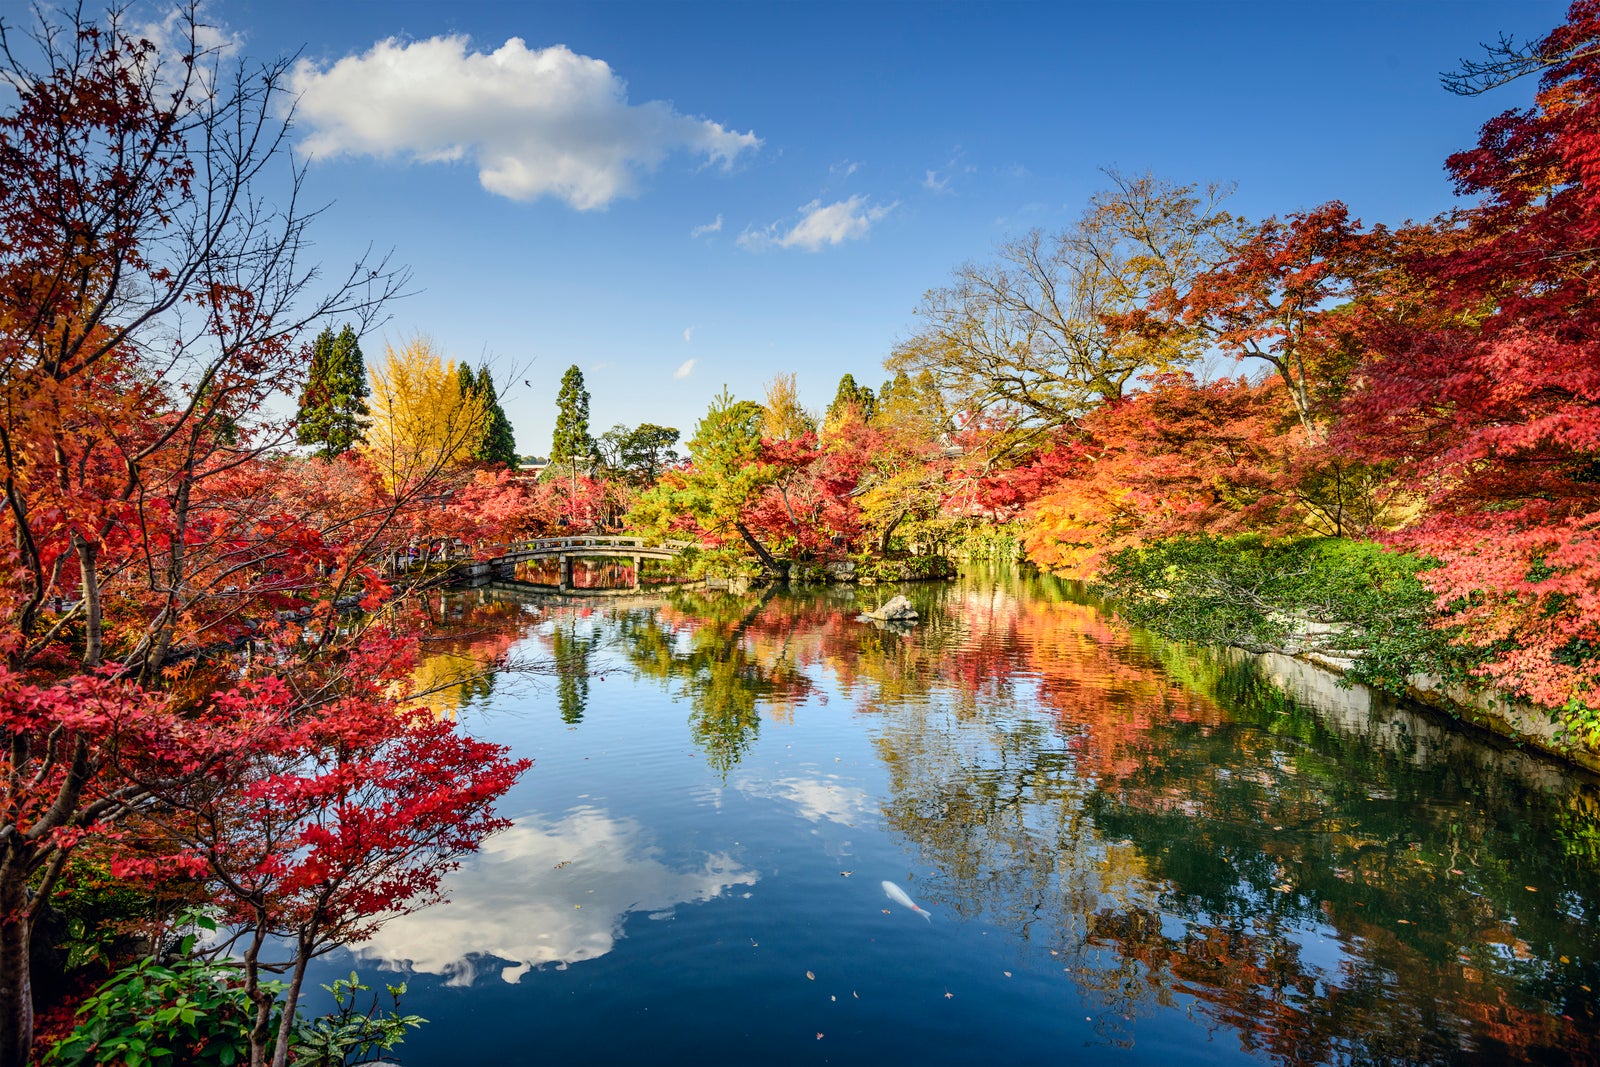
[551,364,594,466]
[296,324,371,458]
[454,363,518,467]
[475,365,520,468]
[825,372,876,425]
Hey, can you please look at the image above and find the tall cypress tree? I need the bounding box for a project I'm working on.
[454,363,520,468]
[296,325,370,459]
[551,364,594,465]
[825,372,876,424]
[475,365,520,468]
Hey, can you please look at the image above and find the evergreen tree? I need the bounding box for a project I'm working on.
[454,363,520,468]
[551,364,594,465]
[474,365,520,468]
[295,325,370,458]
[826,372,876,425]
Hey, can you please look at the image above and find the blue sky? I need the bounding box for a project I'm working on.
[222,0,1562,457]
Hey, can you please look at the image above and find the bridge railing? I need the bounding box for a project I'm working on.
[494,535,701,556]
[502,535,649,554]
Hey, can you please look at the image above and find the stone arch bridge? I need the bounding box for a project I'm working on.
[455,535,694,594]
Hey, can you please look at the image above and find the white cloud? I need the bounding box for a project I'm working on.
[689,214,723,238]
[738,195,894,253]
[923,155,975,194]
[829,160,861,179]
[133,5,243,97]
[137,5,242,60]
[351,808,757,984]
[674,358,697,379]
[290,36,760,210]
[682,326,696,343]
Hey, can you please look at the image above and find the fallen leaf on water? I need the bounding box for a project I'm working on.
[1274,883,1292,893]
[1561,955,1571,964]
[944,990,954,999]
[750,940,759,948]
[1525,885,1538,892]
[573,904,581,909]
[553,860,571,870]
[1049,950,1059,957]
[852,991,859,999]
[806,971,815,981]
[831,995,836,1002]
[1003,971,1012,978]
[1450,869,1464,875]
[1396,918,1412,925]
[840,871,853,877]
[882,909,891,915]
[816,1033,824,1040]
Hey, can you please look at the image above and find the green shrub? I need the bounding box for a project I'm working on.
[291,972,424,1067]
[46,919,422,1067]
[1094,535,1482,696]
[44,926,264,1067]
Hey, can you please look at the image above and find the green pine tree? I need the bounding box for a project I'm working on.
[551,364,594,465]
[825,372,876,424]
[474,365,520,468]
[296,325,370,459]
[455,364,520,468]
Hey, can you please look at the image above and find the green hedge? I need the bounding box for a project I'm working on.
[1093,535,1483,697]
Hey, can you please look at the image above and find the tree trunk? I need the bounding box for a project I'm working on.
[74,535,101,668]
[269,933,313,1067]
[242,922,273,1067]
[0,866,33,1067]
[734,523,787,579]
[878,511,905,558]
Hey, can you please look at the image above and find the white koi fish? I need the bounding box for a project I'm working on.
[882,880,931,921]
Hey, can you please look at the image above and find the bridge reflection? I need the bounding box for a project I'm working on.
[513,555,690,592]
[466,536,695,594]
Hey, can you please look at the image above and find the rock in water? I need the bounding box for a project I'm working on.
[867,595,919,621]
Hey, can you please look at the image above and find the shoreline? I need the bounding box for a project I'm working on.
[1255,648,1600,779]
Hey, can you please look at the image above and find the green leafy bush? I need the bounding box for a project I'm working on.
[292,972,424,1067]
[1094,535,1483,695]
[44,925,264,1067]
[46,920,422,1067]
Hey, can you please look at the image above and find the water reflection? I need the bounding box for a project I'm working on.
[547,618,600,724]
[736,774,875,827]
[422,571,1600,1063]
[353,807,758,984]
[611,590,814,774]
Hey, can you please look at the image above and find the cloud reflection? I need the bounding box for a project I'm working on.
[353,806,757,984]
[738,775,874,827]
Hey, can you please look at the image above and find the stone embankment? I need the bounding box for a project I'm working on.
[1254,622,1600,776]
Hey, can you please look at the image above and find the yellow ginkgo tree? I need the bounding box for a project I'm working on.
[363,335,489,495]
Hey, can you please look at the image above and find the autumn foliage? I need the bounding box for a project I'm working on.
[0,10,527,1066]
[863,1,1600,736]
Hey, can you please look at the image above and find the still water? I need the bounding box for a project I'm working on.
[308,569,1600,1065]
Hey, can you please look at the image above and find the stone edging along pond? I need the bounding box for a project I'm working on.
[1266,649,1600,778]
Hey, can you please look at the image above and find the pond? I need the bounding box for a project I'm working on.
[306,568,1600,1065]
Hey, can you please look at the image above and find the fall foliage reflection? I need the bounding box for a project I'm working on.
[481,569,1600,1064]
